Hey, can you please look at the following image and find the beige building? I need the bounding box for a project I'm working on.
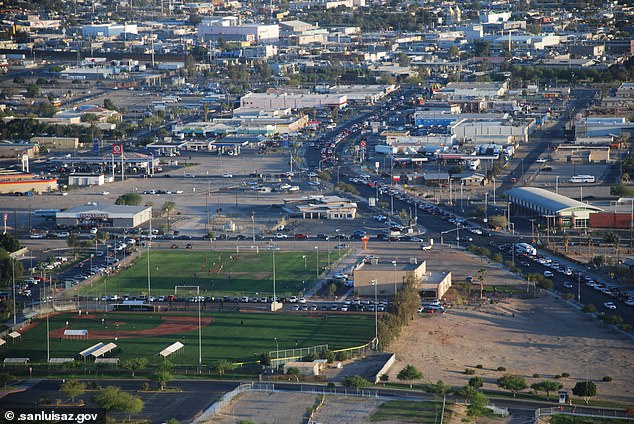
[293,195,357,220]
[31,137,81,151]
[353,258,452,299]
[0,172,58,194]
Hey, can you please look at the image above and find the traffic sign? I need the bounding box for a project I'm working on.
[112,144,122,155]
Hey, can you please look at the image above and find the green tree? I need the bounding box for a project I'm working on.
[115,193,142,206]
[496,375,527,397]
[122,358,148,377]
[397,364,423,389]
[26,83,40,97]
[318,171,331,182]
[460,385,489,416]
[213,359,234,375]
[60,379,85,403]
[161,201,176,217]
[531,380,563,400]
[572,381,597,404]
[0,234,20,252]
[94,386,143,420]
[0,373,14,389]
[342,375,370,391]
[80,113,98,123]
[103,98,117,111]
[488,215,507,229]
[153,360,173,391]
[286,367,300,375]
[328,282,337,298]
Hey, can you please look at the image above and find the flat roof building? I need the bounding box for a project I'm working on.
[56,205,151,229]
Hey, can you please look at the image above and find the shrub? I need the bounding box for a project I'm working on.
[468,376,483,388]
[554,375,562,379]
[582,304,597,313]
[533,373,540,378]
[602,376,612,382]
[380,375,389,382]
[140,382,149,391]
[475,364,483,369]
[497,366,506,372]
[561,372,570,378]
[327,382,335,388]
[465,368,476,375]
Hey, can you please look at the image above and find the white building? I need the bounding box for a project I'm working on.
[82,23,138,37]
[438,81,508,99]
[479,11,512,24]
[240,92,347,110]
[198,17,279,44]
[451,119,531,144]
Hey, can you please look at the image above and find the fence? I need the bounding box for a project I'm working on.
[535,407,634,422]
[193,383,254,423]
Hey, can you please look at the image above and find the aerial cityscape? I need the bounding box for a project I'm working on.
[0,0,633,423]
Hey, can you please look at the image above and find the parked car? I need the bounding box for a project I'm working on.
[604,302,617,310]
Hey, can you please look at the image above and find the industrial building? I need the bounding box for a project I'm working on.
[56,205,152,229]
[506,187,603,229]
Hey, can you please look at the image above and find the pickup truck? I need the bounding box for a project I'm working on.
[420,244,432,251]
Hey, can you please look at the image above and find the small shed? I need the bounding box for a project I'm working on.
[64,329,88,340]
[283,360,326,376]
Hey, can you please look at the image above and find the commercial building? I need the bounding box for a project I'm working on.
[0,172,58,194]
[353,258,452,298]
[82,23,138,37]
[56,205,151,229]
[292,195,357,220]
[198,17,279,44]
[506,187,603,229]
[68,174,107,187]
[240,92,347,110]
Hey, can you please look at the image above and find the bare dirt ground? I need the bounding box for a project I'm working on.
[388,253,634,404]
[205,391,387,424]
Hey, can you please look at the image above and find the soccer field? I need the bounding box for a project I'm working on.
[76,250,344,297]
[3,311,374,365]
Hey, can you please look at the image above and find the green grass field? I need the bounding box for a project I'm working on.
[2,311,373,365]
[369,400,447,423]
[76,250,344,297]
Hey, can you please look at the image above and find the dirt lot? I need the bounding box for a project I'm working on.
[388,257,634,404]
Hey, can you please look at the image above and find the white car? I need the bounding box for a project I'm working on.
[604,302,617,310]
[298,297,307,304]
[563,282,574,289]
[543,271,554,278]
[288,296,298,303]
[222,173,233,178]
[536,158,549,163]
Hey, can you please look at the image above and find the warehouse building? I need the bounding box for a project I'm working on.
[56,205,151,229]
[506,187,603,229]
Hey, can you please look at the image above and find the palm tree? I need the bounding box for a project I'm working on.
[478,268,487,300]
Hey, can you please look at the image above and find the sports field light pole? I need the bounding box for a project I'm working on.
[274,337,279,366]
[11,257,16,325]
[315,246,319,278]
[197,285,202,373]
[147,215,152,300]
[372,279,378,350]
[302,255,307,271]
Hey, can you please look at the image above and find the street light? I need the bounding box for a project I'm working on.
[392,260,397,295]
[371,279,378,350]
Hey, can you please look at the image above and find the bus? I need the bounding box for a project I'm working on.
[515,242,537,256]
[569,175,595,183]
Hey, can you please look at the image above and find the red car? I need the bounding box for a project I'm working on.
[295,233,308,240]
[171,244,178,249]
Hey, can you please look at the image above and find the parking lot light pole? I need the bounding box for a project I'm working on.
[392,261,397,294]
